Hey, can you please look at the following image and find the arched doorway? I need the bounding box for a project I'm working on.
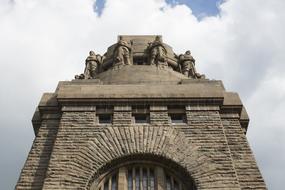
[89,156,197,190]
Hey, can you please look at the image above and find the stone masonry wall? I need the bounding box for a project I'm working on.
[38,105,244,190]
[17,105,266,190]
[16,118,60,190]
[181,107,241,189]
[222,117,266,189]
[42,109,99,189]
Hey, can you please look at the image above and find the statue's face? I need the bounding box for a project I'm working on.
[186,51,191,55]
[155,36,161,42]
[90,51,95,55]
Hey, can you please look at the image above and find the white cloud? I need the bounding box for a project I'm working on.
[246,76,285,189]
[0,0,284,189]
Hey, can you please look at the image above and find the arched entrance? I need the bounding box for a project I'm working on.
[88,155,197,190]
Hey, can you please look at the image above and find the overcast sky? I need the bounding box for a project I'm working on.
[0,0,284,189]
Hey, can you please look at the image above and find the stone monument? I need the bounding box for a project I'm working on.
[16,35,266,190]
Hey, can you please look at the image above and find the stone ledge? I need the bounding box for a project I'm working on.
[185,105,220,111]
[223,92,242,106]
[62,106,96,112]
[39,93,58,107]
[56,83,225,99]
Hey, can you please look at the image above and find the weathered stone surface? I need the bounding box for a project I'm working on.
[16,35,266,190]
[56,75,225,100]
[96,65,188,84]
[16,119,60,189]
[222,119,267,189]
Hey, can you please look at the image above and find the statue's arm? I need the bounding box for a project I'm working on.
[96,55,103,64]
[174,53,179,59]
[100,55,106,64]
[179,55,185,62]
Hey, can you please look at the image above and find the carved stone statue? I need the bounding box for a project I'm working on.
[84,51,102,79]
[148,36,167,66]
[178,50,204,79]
[113,37,132,66]
[75,51,102,79]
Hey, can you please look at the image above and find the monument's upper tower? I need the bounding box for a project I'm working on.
[75,35,204,83]
[16,35,266,190]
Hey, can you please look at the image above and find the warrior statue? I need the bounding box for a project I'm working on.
[148,36,167,66]
[75,51,102,79]
[178,50,204,79]
[113,37,132,66]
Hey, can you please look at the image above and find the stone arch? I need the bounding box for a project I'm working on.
[65,126,219,189]
[86,153,197,189]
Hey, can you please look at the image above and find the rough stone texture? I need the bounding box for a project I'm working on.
[17,118,60,189]
[150,106,169,125]
[113,106,132,125]
[221,117,267,189]
[41,117,219,189]
[95,65,187,84]
[16,36,266,190]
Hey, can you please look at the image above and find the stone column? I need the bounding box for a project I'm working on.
[113,106,132,125]
[118,167,128,190]
[150,106,169,125]
[156,167,166,190]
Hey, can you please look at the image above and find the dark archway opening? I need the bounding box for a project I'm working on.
[87,153,197,190]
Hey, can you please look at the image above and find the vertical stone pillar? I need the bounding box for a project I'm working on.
[150,106,169,125]
[221,116,267,189]
[16,93,61,190]
[42,106,97,189]
[16,116,60,189]
[156,167,166,190]
[113,106,132,125]
[118,167,127,190]
[183,105,241,189]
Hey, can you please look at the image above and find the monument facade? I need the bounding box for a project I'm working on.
[16,35,266,189]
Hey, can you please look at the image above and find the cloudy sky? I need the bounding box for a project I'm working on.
[0,0,284,189]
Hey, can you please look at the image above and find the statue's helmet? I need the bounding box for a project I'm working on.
[155,36,162,42]
[118,37,128,47]
[89,51,95,55]
[186,50,191,55]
